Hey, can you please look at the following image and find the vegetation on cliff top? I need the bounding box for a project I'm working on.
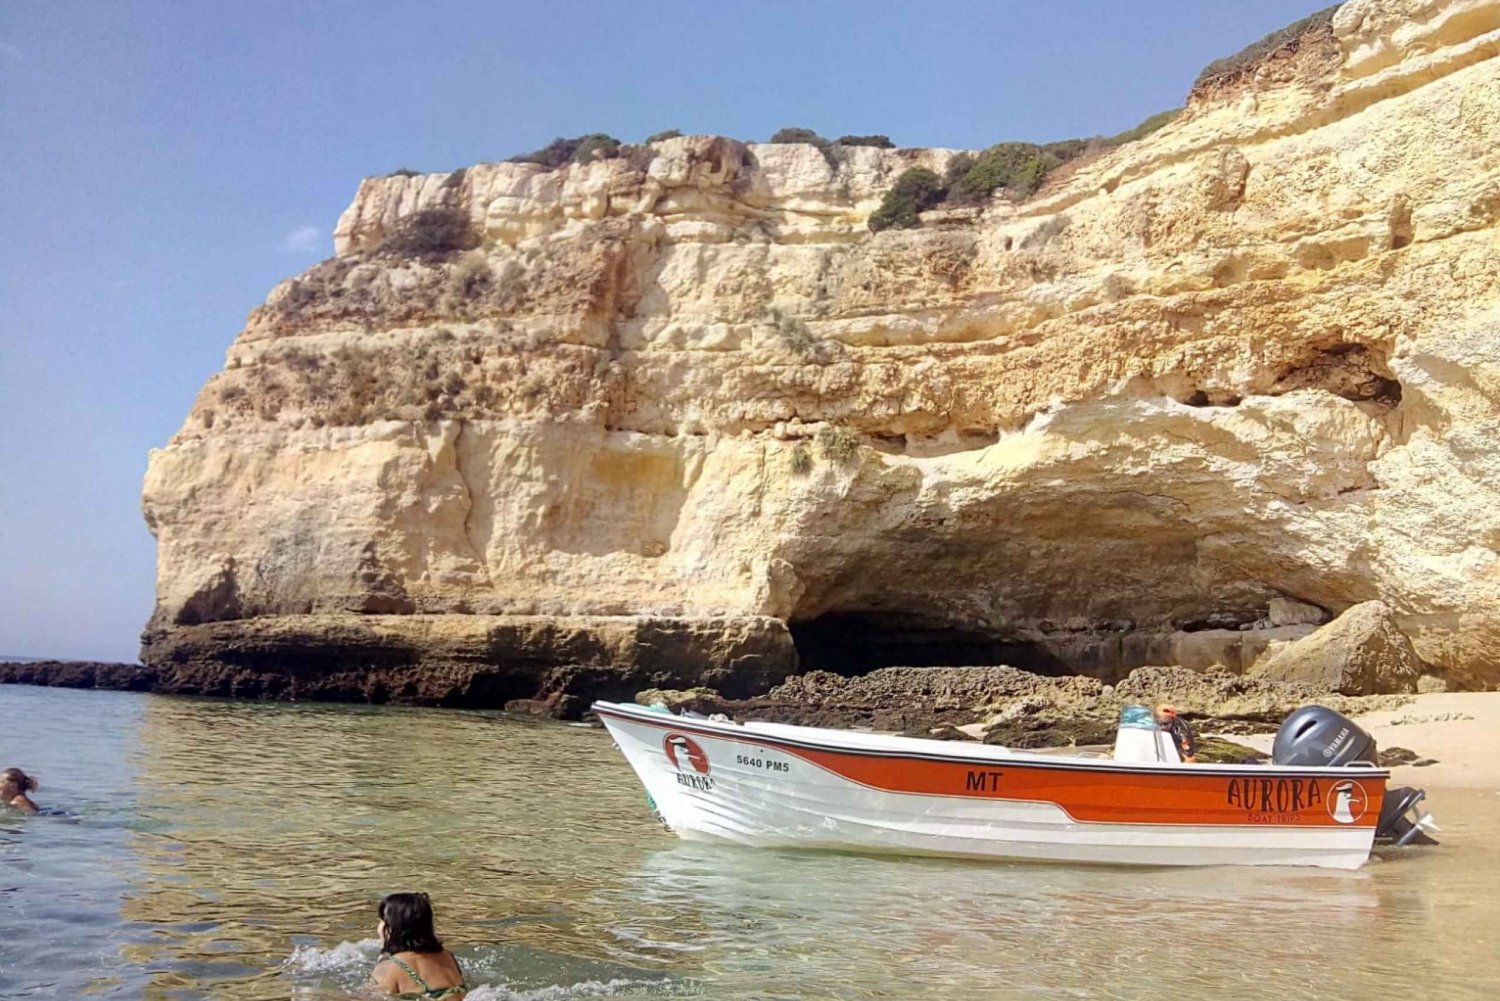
[1193,4,1340,90]
[387,4,1327,216]
[767,127,896,149]
[767,127,902,168]
[860,5,1334,229]
[1099,108,1182,147]
[867,105,1181,231]
[509,133,625,168]
[947,141,1082,203]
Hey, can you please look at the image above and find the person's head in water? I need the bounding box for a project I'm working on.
[2,768,40,813]
[378,892,444,955]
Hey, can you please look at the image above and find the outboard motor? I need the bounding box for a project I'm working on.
[1377,787,1439,846]
[1272,705,1378,767]
[1273,705,1438,846]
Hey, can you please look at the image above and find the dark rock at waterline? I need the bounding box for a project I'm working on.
[134,614,796,718]
[0,660,158,690]
[0,615,795,719]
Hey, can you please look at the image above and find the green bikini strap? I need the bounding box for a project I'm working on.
[385,954,431,991]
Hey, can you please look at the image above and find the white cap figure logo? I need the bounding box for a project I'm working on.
[1327,780,1369,824]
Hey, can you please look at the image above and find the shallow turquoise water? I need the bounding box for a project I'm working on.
[2,684,1497,1000]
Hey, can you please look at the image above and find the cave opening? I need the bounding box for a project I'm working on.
[788,612,1069,676]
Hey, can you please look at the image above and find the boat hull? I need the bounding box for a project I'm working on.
[595,702,1387,870]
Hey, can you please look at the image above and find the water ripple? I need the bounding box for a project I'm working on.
[2,686,1497,1000]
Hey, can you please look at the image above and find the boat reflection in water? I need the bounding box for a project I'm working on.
[609,834,1478,1001]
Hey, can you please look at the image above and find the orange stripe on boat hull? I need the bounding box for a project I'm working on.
[783,744,1383,828]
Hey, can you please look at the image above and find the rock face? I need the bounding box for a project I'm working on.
[1251,600,1423,694]
[143,0,1500,706]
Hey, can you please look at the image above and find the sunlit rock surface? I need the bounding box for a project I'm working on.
[143,0,1500,708]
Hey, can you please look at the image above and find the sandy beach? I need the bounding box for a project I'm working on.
[1235,692,1500,791]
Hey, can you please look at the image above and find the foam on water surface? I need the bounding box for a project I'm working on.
[284,939,683,999]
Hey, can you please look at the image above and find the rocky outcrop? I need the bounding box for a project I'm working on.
[142,0,1500,704]
[139,614,792,717]
[0,660,156,691]
[1251,600,1423,694]
[632,663,1412,746]
[3,622,791,718]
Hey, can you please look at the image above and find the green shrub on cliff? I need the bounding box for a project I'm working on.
[790,442,813,475]
[508,133,624,169]
[836,134,895,149]
[1100,108,1181,147]
[868,167,945,232]
[870,141,1091,228]
[816,425,862,464]
[509,136,580,168]
[1039,138,1090,162]
[767,126,843,169]
[769,126,826,144]
[942,153,975,191]
[645,129,683,143]
[766,307,819,355]
[571,133,622,164]
[381,207,480,257]
[947,142,1069,203]
[440,251,494,315]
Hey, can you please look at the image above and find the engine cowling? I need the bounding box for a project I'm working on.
[1272,705,1378,768]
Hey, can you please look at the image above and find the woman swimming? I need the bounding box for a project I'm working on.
[2,768,39,814]
[371,892,468,999]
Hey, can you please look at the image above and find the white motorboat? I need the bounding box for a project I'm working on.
[595,700,1437,870]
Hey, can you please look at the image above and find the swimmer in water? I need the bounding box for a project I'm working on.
[2,768,40,814]
[372,892,468,999]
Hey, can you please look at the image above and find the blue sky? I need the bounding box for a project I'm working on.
[0,0,1325,661]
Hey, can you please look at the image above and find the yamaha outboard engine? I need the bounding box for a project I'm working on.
[1273,705,1438,846]
[1272,705,1378,767]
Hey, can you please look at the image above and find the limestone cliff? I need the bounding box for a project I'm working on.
[143,0,1500,710]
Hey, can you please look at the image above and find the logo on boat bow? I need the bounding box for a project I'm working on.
[1327,779,1369,824]
[664,733,714,791]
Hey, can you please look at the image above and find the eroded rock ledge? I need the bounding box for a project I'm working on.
[135,614,793,717]
[143,0,1500,701]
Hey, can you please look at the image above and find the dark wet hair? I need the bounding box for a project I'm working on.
[379,892,444,955]
[2,768,36,793]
